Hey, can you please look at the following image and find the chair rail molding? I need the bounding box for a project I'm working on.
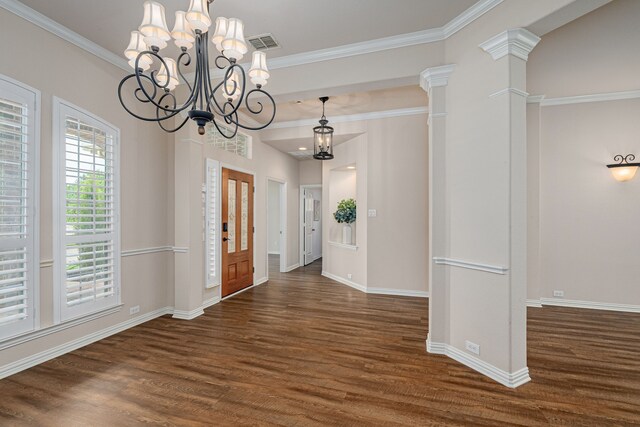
[531,89,640,107]
[432,257,509,275]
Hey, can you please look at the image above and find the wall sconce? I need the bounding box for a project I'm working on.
[607,154,639,182]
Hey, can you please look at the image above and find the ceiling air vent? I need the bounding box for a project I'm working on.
[246,33,280,51]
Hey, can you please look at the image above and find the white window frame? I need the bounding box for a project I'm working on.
[52,97,121,323]
[207,121,253,160]
[0,74,40,341]
[204,158,220,289]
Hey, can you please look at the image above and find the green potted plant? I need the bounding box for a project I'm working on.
[334,198,356,244]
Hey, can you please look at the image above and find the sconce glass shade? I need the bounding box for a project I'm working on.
[171,11,195,50]
[139,1,171,50]
[222,18,248,61]
[186,0,212,33]
[125,31,153,70]
[156,58,179,91]
[607,154,640,182]
[249,51,270,87]
[211,17,228,52]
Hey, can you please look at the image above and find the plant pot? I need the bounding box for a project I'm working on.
[342,224,352,245]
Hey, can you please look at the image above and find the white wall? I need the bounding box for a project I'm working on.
[0,8,172,373]
[299,160,322,185]
[527,0,640,308]
[267,180,281,254]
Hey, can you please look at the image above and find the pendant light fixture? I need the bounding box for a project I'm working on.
[313,97,334,160]
[118,0,275,137]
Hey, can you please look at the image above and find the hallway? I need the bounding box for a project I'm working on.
[1,266,639,425]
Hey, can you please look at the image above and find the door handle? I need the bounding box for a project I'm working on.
[223,237,229,242]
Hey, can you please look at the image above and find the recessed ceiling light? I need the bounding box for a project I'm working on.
[299,147,307,151]
[347,166,356,170]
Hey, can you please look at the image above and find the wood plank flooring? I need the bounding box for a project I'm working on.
[1,256,639,426]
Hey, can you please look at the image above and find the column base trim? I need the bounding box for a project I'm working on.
[426,334,531,388]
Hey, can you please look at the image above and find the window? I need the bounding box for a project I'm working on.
[0,75,40,341]
[53,98,120,322]
[205,158,219,288]
[206,122,251,159]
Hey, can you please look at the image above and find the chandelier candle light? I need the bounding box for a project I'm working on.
[118,0,275,137]
[313,97,334,160]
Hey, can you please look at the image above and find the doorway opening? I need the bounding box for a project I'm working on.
[267,178,287,278]
[300,184,323,267]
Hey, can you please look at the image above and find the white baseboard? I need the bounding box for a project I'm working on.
[221,277,269,301]
[426,335,531,389]
[367,287,429,298]
[203,296,221,309]
[526,299,543,308]
[285,263,300,272]
[0,306,173,380]
[268,251,280,255]
[255,276,269,286]
[321,271,367,293]
[539,298,640,313]
[321,271,429,298]
[172,307,204,320]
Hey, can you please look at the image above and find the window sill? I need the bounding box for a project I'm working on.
[0,304,123,351]
[328,241,358,251]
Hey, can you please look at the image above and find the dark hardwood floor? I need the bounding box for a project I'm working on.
[1,257,639,426]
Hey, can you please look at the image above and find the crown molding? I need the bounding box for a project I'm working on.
[443,0,503,38]
[479,28,541,61]
[420,64,456,91]
[538,89,640,107]
[0,0,130,72]
[268,106,428,130]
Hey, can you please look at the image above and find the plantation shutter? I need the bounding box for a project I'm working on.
[0,76,39,341]
[205,158,219,288]
[54,99,120,322]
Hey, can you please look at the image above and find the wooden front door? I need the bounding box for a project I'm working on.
[221,168,254,297]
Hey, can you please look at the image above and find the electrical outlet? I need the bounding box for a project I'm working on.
[129,305,140,315]
[368,209,377,217]
[553,290,564,298]
[465,340,480,355]
[347,273,352,280]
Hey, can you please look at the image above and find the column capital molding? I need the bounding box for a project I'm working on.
[420,64,456,92]
[479,28,540,61]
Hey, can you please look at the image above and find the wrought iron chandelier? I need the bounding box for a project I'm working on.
[313,97,334,160]
[118,0,276,137]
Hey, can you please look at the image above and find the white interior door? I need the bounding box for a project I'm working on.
[304,189,314,266]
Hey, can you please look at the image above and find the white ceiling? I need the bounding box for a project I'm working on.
[18,0,476,60]
[262,133,363,157]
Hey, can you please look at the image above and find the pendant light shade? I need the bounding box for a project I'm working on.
[222,18,248,61]
[211,17,228,52]
[186,0,212,33]
[171,11,195,50]
[249,51,270,87]
[139,1,171,50]
[313,97,334,160]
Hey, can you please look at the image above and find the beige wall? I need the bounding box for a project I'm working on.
[267,180,281,254]
[527,0,640,307]
[299,160,322,185]
[0,8,173,369]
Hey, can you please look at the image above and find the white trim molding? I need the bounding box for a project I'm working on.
[420,64,456,91]
[367,288,429,298]
[539,298,640,313]
[433,257,508,275]
[121,246,175,257]
[443,0,503,38]
[479,28,541,61]
[172,307,205,320]
[203,296,221,310]
[269,107,428,130]
[322,271,367,293]
[526,299,543,308]
[328,241,358,251]
[426,335,531,389]
[0,306,170,380]
[526,95,546,104]
[490,88,529,98]
[0,0,129,71]
[284,263,300,273]
[536,89,640,107]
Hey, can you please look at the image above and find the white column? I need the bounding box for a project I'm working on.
[420,64,454,352]
[480,28,540,383]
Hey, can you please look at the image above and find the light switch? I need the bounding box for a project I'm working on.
[368,209,377,217]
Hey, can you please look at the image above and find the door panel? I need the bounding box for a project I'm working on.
[222,168,254,297]
[304,190,314,266]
